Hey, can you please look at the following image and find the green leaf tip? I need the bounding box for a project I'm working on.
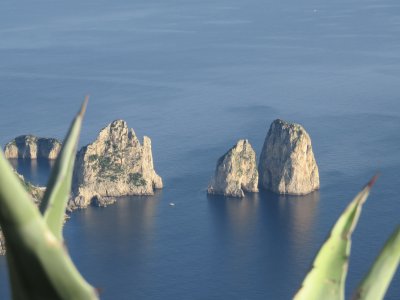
[293,176,376,300]
[40,96,88,241]
[366,173,379,188]
[352,226,400,300]
[80,95,89,117]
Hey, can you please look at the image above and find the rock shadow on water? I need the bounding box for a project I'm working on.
[266,190,321,257]
[207,190,320,244]
[66,190,163,259]
[207,190,320,293]
[8,157,54,185]
[63,191,164,299]
[207,192,261,240]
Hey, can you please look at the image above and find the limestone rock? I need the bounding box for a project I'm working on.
[0,172,45,255]
[258,119,319,195]
[71,120,163,208]
[17,174,46,206]
[208,139,259,197]
[4,135,61,159]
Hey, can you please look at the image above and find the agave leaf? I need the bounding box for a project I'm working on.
[0,148,39,300]
[39,96,88,241]
[352,226,400,300]
[293,175,378,300]
[0,103,98,299]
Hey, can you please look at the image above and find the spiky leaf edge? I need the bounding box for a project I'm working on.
[293,176,378,300]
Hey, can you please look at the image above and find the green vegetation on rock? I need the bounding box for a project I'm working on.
[88,154,98,162]
[129,172,147,186]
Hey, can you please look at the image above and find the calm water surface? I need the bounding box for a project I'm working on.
[1,0,400,299]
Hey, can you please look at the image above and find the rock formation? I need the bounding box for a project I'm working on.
[258,119,319,195]
[18,174,46,205]
[4,135,61,160]
[0,172,44,255]
[91,195,116,207]
[70,120,163,209]
[208,139,259,197]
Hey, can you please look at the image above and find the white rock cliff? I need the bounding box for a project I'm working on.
[258,119,319,195]
[4,135,61,160]
[70,120,163,208]
[208,139,259,197]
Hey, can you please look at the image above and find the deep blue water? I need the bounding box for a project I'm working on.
[1,0,400,299]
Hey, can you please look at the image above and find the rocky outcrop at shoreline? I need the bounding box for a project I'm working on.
[70,120,163,209]
[208,139,258,197]
[4,135,61,160]
[258,119,319,195]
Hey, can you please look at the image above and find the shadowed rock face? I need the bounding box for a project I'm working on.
[70,120,163,208]
[4,135,61,160]
[258,119,319,195]
[208,139,259,198]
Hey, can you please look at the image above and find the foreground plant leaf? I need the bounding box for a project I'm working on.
[293,176,378,300]
[352,226,400,300]
[0,99,98,300]
[39,96,88,241]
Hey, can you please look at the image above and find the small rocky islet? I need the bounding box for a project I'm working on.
[208,119,320,197]
[4,135,61,160]
[207,139,258,197]
[259,119,320,195]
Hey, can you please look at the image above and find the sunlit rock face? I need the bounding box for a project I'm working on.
[70,120,163,209]
[208,139,259,198]
[4,135,61,159]
[258,119,319,195]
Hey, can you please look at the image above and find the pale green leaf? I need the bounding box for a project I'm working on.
[352,226,400,300]
[39,96,88,241]
[293,176,378,300]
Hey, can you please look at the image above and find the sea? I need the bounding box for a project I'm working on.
[0,0,400,299]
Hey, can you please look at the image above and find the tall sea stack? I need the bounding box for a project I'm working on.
[71,120,163,208]
[208,139,258,197]
[258,119,319,195]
